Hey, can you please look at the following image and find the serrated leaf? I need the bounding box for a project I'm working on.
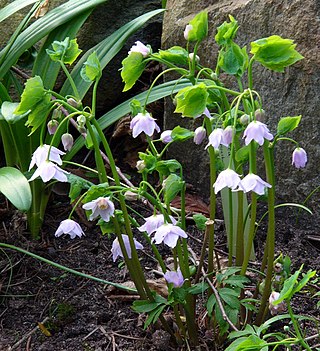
[218,42,248,76]
[83,183,110,203]
[121,52,146,92]
[224,275,250,289]
[192,213,207,231]
[154,46,188,66]
[46,37,82,65]
[0,102,28,124]
[277,115,301,135]
[174,83,208,118]
[250,35,304,72]
[219,288,240,309]
[67,173,93,203]
[163,174,184,203]
[144,304,166,329]
[155,159,181,177]
[187,11,208,42]
[132,300,160,313]
[171,125,194,141]
[138,152,157,173]
[215,15,238,46]
[0,167,31,211]
[80,51,101,82]
[187,282,209,295]
[25,93,52,135]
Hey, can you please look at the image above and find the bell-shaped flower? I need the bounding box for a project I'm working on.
[111,234,143,262]
[47,120,59,135]
[184,24,193,40]
[213,168,241,194]
[138,214,177,236]
[29,144,65,170]
[292,147,307,169]
[160,130,173,143]
[205,128,229,150]
[243,121,273,146]
[269,291,286,316]
[29,160,69,183]
[164,268,184,288]
[194,126,206,145]
[82,197,115,222]
[238,173,272,195]
[153,224,187,248]
[222,126,234,147]
[55,219,84,239]
[61,133,74,151]
[128,41,150,58]
[130,112,160,138]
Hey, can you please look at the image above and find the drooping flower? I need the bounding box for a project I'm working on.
[184,24,193,40]
[243,121,273,146]
[268,291,286,316]
[47,120,59,135]
[164,268,184,288]
[111,234,143,262]
[61,133,74,151]
[29,144,65,170]
[138,214,177,236]
[82,197,115,222]
[222,126,234,146]
[55,219,84,239]
[130,112,160,138]
[205,128,229,150]
[213,168,241,194]
[128,41,150,57]
[153,224,188,248]
[28,160,69,183]
[160,130,173,144]
[194,126,206,145]
[238,173,272,195]
[292,147,307,169]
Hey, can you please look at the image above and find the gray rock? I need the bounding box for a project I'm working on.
[162,0,320,207]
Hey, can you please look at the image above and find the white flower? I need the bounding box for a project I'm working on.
[222,126,234,146]
[205,128,227,149]
[138,214,177,236]
[153,224,187,248]
[238,173,272,195]
[184,24,193,40]
[269,291,286,315]
[55,219,84,239]
[128,41,150,57]
[111,234,143,262]
[29,144,65,170]
[61,133,74,151]
[28,161,69,183]
[82,197,115,222]
[130,112,160,138]
[243,121,273,146]
[213,168,241,194]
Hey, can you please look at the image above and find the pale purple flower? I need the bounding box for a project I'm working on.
[29,160,69,182]
[47,120,59,135]
[243,121,273,146]
[164,268,184,288]
[130,112,160,138]
[194,126,206,145]
[111,234,143,262]
[269,291,286,316]
[61,133,74,151]
[205,128,229,150]
[292,147,307,169]
[160,130,173,143]
[222,126,234,146]
[138,214,177,236]
[128,41,150,58]
[153,224,188,248]
[195,107,211,119]
[184,24,193,40]
[82,197,115,222]
[213,168,241,194]
[29,144,65,170]
[55,219,84,239]
[238,173,272,195]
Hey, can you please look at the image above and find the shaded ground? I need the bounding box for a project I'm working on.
[0,188,320,350]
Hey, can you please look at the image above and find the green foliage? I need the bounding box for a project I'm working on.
[171,125,194,141]
[277,115,301,135]
[80,51,102,82]
[215,15,238,46]
[46,37,82,65]
[192,213,208,231]
[0,102,27,124]
[250,35,304,72]
[67,174,93,203]
[218,42,248,76]
[155,159,181,177]
[154,46,189,66]
[163,174,184,203]
[187,11,208,42]
[121,52,146,92]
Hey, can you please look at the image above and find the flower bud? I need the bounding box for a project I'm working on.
[136,160,146,171]
[222,126,234,146]
[184,24,193,40]
[240,114,250,126]
[255,108,265,122]
[189,53,200,63]
[160,130,173,144]
[67,98,81,108]
[269,291,286,315]
[77,115,86,128]
[47,120,59,135]
[193,126,206,145]
[124,190,139,201]
[274,262,283,273]
[292,147,307,169]
[52,108,62,120]
[61,133,74,151]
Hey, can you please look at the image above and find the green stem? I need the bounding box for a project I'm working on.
[228,189,234,267]
[248,57,255,90]
[60,61,80,101]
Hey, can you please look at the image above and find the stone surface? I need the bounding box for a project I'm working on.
[162,0,320,206]
[0,0,162,113]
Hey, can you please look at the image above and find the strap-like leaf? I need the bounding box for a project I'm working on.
[0,0,37,24]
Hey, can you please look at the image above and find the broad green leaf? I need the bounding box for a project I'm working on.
[225,335,268,351]
[187,282,209,295]
[14,76,46,115]
[219,288,240,309]
[277,115,301,135]
[153,46,188,66]
[171,125,194,141]
[276,268,301,303]
[144,304,166,329]
[0,0,37,24]
[132,301,160,313]
[187,11,208,42]
[175,83,208,117]
[138,152,157,172]
[80,51,102,82]
[224,275,250,289]
[192,214,207,231]
[228,324,257,340]
[67,173,93,203]
[0,102,27,124]
[83,183,110,204]
[250,35,304,72]
[206,294,216,316]
[235,143,258,163]
[121,52,146,91]
[130,99,142,116]
[0,167,31,211]
[46,37,82,65]
[218,42,248,76]
[215,15,238,46]
[25,93,52,134]
[155,159,181,177]
[292,270,316,295]
[163,174,184,203]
